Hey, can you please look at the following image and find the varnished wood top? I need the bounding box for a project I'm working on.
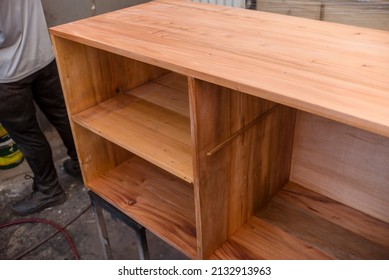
[50,0,389,137]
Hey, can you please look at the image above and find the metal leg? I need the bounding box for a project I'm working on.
[135,227,150,260]
[245,0,256,10]
[90,197,114,259]
[89,191,150,260]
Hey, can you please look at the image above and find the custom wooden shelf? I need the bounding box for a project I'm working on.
[210,182,389,260]
[51,0,389,260]
[87,155,197,258]
[72,72,193,183]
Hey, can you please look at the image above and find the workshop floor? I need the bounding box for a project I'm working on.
[0,129,188,260]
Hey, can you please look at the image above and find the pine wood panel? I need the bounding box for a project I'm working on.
[71,124,133,185]
[291,111,389,223]
[50,0,389,138]
[87,156,197,258]
[189,78,271,258]
[258,182,389,259]
[256,105,297,209]
[73,73,193,183]
[277,182,389,248]
[189,78,295,258]
[211,182,389,259]
[210,216,332,260]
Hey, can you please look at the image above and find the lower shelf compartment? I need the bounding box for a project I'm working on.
[210,182,389,260]
[86,156,197,259]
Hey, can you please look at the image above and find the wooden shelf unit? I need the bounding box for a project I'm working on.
[50,0,389,259]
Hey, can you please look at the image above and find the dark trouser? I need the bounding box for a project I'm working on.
[0,60,77,193]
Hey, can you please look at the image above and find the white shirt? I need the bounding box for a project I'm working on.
[0,0,54,83]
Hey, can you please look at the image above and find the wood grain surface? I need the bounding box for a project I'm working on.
[291,111,389,223]
[50,0,389,259]
[72,72,193,183]
[50,0,389,138]
[88,156,197,258]
[211,182,389,259]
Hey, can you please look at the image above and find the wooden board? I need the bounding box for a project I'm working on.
[50,0,389,138]
[190,78,272,258]
[73,73,193,183]
[291,111,389,223]
[276,182,389,249]
[259,182,389,259]
[87,156,197,258]
[189,78,296,258]
[211,182,389,259]
[210,216,332,260]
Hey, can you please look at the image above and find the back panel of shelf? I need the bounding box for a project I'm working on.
[291,111,389,224]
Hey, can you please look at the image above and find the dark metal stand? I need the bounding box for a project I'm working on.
[245,0,257,10]
[88,191,150,260]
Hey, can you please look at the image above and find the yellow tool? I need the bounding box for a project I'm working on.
[0,123,24,169]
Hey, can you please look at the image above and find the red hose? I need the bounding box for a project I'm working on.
[0,205,91,260]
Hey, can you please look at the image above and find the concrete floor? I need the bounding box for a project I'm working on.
[0,129,188,260]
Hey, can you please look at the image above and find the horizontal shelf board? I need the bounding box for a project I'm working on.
[262,182,389,259]
[210,216,332,260]
[87,156,197,258]
[50,0,389,138]
[211,182,389,259]
[73,73,193,183]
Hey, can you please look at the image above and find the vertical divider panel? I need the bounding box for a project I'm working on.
[51,36,169,183]
[189,77,288,258]
[255,105,297,208]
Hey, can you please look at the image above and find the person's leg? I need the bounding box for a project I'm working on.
[32,61,78,159]
[0,76,65,215]
[31,61,80,176]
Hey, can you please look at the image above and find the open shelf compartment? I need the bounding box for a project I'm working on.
[208,110,389,260]
[210,182,389,260]
[87,155,197,259]
[73,72,193,183]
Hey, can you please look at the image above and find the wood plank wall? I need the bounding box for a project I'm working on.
[256,0,389,31]
[195,0,389,31]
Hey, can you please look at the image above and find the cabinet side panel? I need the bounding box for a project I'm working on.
[189,78,295,258]
[291,112,389,223]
